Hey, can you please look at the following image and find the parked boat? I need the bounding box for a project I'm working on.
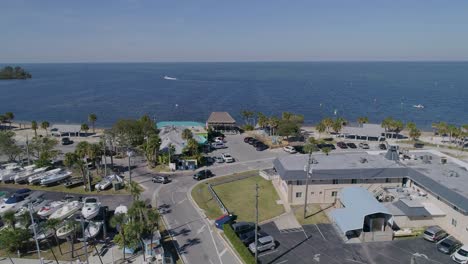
[49,201,82,220]
[40,170,72,186]
[84,221,103,239]
[15,167,48,184]
[95,177,112,191]
[0,165,22,182]
[163,75,177,81]
[29,168,61,185]
[115,204,128,215]
[38,200,66,218]
[82,197,101,219]
[64,177,84,188]
[31,223,54,240]
[14,199,50,217]
[413,104,425,109]
[56,221,79,239]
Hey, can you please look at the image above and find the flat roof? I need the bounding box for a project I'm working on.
[51,124,81,132]
[340,123,386,138]
[207,112,236,124]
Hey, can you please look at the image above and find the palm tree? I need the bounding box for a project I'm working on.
[81,123,89,137]
[2,211,16,229]
[88,113,97,133]
[409,128,421,141]
[406,122,417,131]
[268,116,280,136]
[110,213,128,261]
[357,116,369,127]
[315,121,326,138]
[181,128,193,140]
[332,120,343,134]
[41,121,50,136]
[322,118,334,133]
[126,181,143,201]
[282,112,293,121]
[45,219,63,255]
[321,147,331,156]
[257,112,268,129]
[303,137,319,153]
[31,120,38,137]
[4,112,14,129]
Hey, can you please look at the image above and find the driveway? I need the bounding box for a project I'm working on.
[258,223,452,264]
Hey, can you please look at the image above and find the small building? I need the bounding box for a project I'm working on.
[50,124,82,137]
[338,123,396,141]
[206,112,237,132]
[330,187,394,242]
[157,121,208,140]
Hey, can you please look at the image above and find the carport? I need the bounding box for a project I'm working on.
[330,187,394,241]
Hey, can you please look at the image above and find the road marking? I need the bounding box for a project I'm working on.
[171,192,176,204]
[176,198,187,205]
[275,260,288,264]
[315,224,326,240]
[259,250,278,257]
[219,247,227,257]
[196,225,206,235]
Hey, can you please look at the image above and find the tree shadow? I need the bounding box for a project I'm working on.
[178,238,201,254]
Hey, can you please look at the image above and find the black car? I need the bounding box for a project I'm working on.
[256,144,268,151]
[253,141,265,148]
[232,222,256,235]
[346,142,357,149]
[437,237,462,254]
[61,137,73,145]
[193,170,214,180]
[337,142,348,149]
[244,137,253,143]
[379,143,387,150]
[239,230,268,246]
[247,138,258,145]
[152,176,170,184]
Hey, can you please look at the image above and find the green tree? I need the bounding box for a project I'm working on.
[88,113,97,133]
[110,213,128,260]
[81,123,89,136]
[0,131,23,161]
[331,119,343,134]
[321,147,331,155]
[315,121,326,137]
[322,118,334,133]
[0,228,31,253]
[257,112,268,129]
[406,122,417,131]
[241,110,255,126]
[184,138,200,156]
[277,120,300,138]
[357,116,369,127]
[4,112,14,128]
[31,120,38,137]
[45,218,64,255]
[29,137,58,167]
[303,137,319,153]
[268,116,280,136]
[2,211,16,229]
[41,121,50,136]
[126,181,143,201]
[409,128,421,141]
[142,134,161,166]
[181,128,193,140]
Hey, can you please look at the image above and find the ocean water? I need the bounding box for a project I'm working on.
[0,62,467,129]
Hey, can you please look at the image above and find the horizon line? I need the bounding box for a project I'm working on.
[2,60,468,64]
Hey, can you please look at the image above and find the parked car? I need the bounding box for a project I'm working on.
[346,142,357,149]
[249,235,276,253]
[214,137,225,143]
[222,153,234,163]
[414,142,425,148]
[215,214,234,230]
[253,141,264,148]
[193,170,214,180]
[452,245,468,263]
[152,176,170,184]
[256,143,268,151]
[244,137,253,143]
[379,143,387,150]
[359,142,370,149]
[214,156,224,163]
[318,143,336,150]
[232,222,255,235]
[239,230,268,246]
[61,137,73,145]
[283,146,297,154]
[437,236,462,255]
[337,142,348,149]
[247,138,258,145]
[211,142,226,149]
[423,226,447,242]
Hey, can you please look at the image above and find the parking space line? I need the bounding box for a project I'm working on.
[314,224,326,240]
[275,260,288,264]
[259,249,278,257]
[196,225,206,235]
[219,247,228,257]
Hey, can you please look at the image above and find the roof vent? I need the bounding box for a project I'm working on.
[448,171,459,177]
[441,157,447,164]
[385,145,399,161]
[360,157,368,163]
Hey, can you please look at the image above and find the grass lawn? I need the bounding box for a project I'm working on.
[292,204,330,225]
[152,164,171,173]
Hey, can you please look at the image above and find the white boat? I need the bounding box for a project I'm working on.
[37,200,66,218]
[31,223,54,240]
[95,177,112,190]
[14,199,50,217]
[0,191,41,216]
[163,75,177,81]
[15,167,47,184]
[114,204,128,215]
[29,168,61,184]
[49,201,82,220]
[413,104,425,109]
[56,221,79,239]
[82,197,101,219]
[0,165,22,182]
[40,170,72,186]
[84,221,103,239]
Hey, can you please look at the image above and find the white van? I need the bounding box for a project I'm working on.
[211,142,226,149]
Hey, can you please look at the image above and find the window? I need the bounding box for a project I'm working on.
[332,179,338,184]
[296,192,302,198]
[452,218,457,227]
[296,180,304,185]
[331,191,338,197]
[351,179,357,184]
[385,178,390,183]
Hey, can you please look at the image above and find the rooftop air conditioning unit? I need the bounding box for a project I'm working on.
[441,157,447,164]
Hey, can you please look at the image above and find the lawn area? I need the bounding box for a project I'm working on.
[292,204,330,225]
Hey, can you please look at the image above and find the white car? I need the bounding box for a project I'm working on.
[283,146,297,154]
[222,153,234,163]
[452,245,468,263]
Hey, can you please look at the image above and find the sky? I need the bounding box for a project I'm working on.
[1,0,468,62]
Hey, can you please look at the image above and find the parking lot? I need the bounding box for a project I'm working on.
[258,223,451,264]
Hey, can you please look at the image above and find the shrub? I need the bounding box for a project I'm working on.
[242,124,254,131]
[223,224,255,264]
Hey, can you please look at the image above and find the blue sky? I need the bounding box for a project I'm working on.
[1,0,468,62]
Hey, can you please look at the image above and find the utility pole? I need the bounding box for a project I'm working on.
[303,151,314,220]
[29,203,44,264]
[127,149,132,183]
[254,183,259,264]
[103,137,107,177]
[26,135,30,165]
[80,215,90,264]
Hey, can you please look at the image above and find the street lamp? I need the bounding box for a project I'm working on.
[127,149,134,183]
[303,151,317,220]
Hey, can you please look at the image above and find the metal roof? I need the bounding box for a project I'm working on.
[207,112,236,124]
[340,123,386,138]
[330,187,393,234]
[390,200,431,217]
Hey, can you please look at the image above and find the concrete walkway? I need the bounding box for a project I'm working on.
[273,211,302,231]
